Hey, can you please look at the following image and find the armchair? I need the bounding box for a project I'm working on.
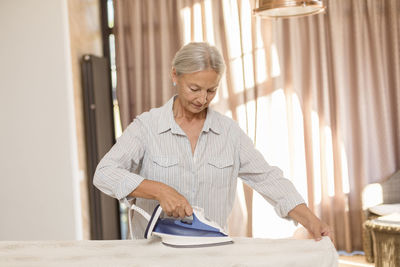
[361,170,400,263]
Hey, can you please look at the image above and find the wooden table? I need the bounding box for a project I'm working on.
[0,237,338,267]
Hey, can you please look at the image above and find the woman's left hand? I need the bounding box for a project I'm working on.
[306,217,333,241]
[289,204,333,242]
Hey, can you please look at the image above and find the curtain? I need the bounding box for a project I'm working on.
[267,0,400,251]
[114,0,184,129]
[114,0,400,251]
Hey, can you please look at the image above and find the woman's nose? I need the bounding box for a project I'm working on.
[198,90,207,104]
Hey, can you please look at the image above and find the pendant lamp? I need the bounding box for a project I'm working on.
[253,0,326,18]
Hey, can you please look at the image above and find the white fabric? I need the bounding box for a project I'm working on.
[375,212,400,225]
[368,204,400,216]
[0,237,338,267]
[94,96,305,238]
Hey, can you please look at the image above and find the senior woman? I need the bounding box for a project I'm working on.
[94,42,332,241]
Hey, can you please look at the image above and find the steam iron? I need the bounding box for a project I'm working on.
[129,203,233,248]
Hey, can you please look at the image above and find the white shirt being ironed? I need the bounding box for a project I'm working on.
[93,96,305,239]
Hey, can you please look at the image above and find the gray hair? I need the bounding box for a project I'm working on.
[172,42,225,76]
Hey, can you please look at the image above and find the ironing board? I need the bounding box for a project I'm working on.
[0,237,338,267]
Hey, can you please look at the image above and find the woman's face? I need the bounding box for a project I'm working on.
[173,69,220,114]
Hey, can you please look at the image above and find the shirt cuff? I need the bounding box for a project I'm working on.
[274,191,305,223]
[112,173,145,201]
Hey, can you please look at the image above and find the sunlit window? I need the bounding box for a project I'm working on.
[255,48,267,85]
[204,0,215,45]
[240,0,252,53]
[288,93,308,201]
[255,17,267,85]
[324,126,335,197]
[222,0,242,59]
[270,43,281,78]
[231,58,245,93]
[193,3,203,41]
[181,7,191,44]
[252,91,296,238]
[243,54,255,90]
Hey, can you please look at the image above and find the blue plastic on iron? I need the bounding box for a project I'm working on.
[153,213,228,237]
[133,203,233,247]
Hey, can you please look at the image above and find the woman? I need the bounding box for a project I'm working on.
[94,42,332,241]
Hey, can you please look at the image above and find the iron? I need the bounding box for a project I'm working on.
[129,203,234,248]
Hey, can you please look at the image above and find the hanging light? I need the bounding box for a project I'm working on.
[253,0,326,18]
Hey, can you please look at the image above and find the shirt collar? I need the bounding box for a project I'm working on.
[202,108,221,134]
[157,96,181,134]
[157,95,222,135]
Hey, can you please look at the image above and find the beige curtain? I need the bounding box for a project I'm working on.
[268,0,400,251]
[114,0,400,251]
[114,0,184,129]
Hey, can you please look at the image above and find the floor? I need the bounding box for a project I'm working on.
[339,255,374,267]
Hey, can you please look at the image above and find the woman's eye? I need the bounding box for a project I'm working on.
[190,87,199,91]
[208,89,217,93]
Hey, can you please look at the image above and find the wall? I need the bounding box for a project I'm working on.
[0,0,82,240]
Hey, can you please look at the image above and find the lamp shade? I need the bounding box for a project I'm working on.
[253,0,326,18]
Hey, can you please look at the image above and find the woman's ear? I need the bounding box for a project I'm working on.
[171,68,178,85]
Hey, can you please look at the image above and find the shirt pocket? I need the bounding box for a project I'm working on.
[208,157,233,169]
[206,156,234,188]
[150,155,179,182]
[152,155,179,168]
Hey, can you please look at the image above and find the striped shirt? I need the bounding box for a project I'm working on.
[93,96,305,238]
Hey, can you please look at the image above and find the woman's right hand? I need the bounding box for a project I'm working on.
[156,184,193,218]
[129,179,193,219]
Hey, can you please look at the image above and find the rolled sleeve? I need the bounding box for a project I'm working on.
[237,127,305,219]
[93,119,146,200]
[109,170,144,200]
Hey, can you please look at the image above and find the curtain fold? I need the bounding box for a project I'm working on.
[114,0,400,251]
